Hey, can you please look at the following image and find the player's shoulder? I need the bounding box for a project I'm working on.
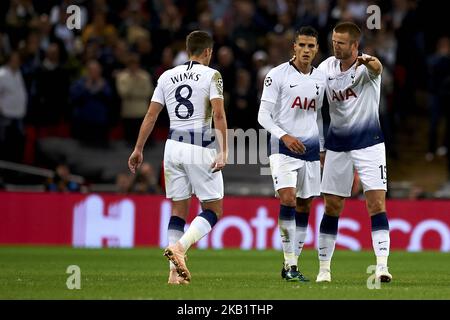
[205,65,222,77]
[192,64,220,80]
[318,56,338,70]
[311,66,327,80]
[271,61,290,73]
[266,62,290,78]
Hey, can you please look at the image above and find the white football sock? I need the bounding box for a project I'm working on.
[279,218,297,267]
[319,260,331,271]
[294,226,307,264]
[318,233,337,270]
[372,230,390,266]
[179,216,211,251]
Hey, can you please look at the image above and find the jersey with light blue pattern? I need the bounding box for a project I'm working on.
[318,56,384,152]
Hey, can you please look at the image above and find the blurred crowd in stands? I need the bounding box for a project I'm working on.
[0,0,448,195]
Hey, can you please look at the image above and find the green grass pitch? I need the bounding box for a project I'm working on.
[0,247,449,299]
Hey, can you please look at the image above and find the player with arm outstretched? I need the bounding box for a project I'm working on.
[316,22,392,283]
[128,31,227,285]
[258,26,326,282]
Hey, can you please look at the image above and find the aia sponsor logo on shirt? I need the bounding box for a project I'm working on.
[290,96,316,111]
[331,88,357,102]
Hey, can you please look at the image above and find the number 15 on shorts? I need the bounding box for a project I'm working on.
[379,165,387,184]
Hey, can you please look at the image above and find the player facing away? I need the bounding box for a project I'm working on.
[258,26,326,282]
[128,31,228,285]
[316,22,392,283]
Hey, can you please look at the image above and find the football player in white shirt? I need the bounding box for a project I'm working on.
[258,26,326,282]
[316,22,392,283]
[128,31,228,285]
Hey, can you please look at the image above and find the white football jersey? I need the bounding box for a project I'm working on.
[261,61,326,161]
[318,55,384,152]
[151,61,223,131]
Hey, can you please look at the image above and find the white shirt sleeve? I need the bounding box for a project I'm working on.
[258,100,287,139]
[317,104,325,152]
[363,65,381,81]
[359,54,381,83]
[151,75,165,106]
[209,70,224,100]
[316,78,326,151]
[260,70,279,104]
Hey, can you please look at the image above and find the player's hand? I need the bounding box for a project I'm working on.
[281,134,306,154]
[355,54,375,68]
[320,151,326,168]
[128,149,143,174]
[211,152,227,173]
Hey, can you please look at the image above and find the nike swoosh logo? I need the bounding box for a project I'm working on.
[319,247,327,250]
[378,241,388,244]
[328,77,335,80]
[290,84,299,88]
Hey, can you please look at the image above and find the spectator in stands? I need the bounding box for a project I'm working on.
[229,68,258,130]
[426,37,450,161]
[50,0,88,31]
[119,3,151,46]
[134,35,156,72]
[45,163,80,192]
[130,162,161,194]
[214,46,236,108]
[0,32,12,66]
[212,18,235,55]
[0,0,443,196]
[0,51,27,162]
[5,0,37,49]
[252,50,271,99]
[19,31,43,94]
[115,172,132,194]
[29,43,70,131]
[82,12,117,47]
[116,53,153,145]
[70,59,113,146]
[52,9,77,56]
[33,13,53,52]
[98,39,129,83]
[231,0,260,65]
[153,46,174,81]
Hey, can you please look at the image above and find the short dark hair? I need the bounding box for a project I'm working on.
[295,26,319,42]
[333,22,362,42]
[186,31,213,56]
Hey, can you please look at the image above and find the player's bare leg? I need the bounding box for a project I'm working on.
[366,190,392,283]
[316,193,344,283]
[165,199,222,283]
[166,198,190,284]
[200,199,223,219]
